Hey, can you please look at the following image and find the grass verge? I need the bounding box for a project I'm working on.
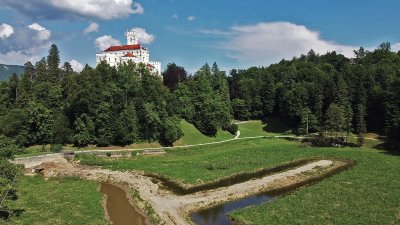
[145,157,335,195]
[5,176,109,225]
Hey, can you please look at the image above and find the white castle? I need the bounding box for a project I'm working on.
[96,30,161,76]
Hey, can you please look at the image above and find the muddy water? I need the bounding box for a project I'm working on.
[100,183,147,225]
[191,193,273,225]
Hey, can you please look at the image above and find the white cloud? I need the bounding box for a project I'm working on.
[217,22,357,66]
[95,35,121,51]
[131,2,144,15]
[69,59,84,72]
[131,27,155,44]
[28,23,51,41]
[0,23,52,65]
[172,14,178,19]
[0,0,144,20]
[197,28,232,36]
[27,23,45,31]
[84,22,99,34]
[0,50,41,65]
[392,43,400,52]
[0,23,14,39]
[188,16,196,21]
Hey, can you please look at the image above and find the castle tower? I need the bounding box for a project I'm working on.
[126,30,138,45]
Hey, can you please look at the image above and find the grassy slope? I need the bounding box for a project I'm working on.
[18,120,234,157]
[237,118,291,138]
[174,120,234,145]
[5,176,109,225]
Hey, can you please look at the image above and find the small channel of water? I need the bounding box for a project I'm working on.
[191,193,274,225]
[191,160,355,225]
[100,183,147,225]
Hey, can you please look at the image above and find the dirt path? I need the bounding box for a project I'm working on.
[18,158,338,225]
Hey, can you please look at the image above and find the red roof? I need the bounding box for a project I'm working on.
[147,64,154,68]
[104,44,142,52]
[123,53,136,57]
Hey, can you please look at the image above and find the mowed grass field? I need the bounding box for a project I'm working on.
[5,176,109,225]
[79,136,400,224]
[237,118,291,138]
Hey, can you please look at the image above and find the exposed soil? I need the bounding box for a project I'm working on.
[19,156,347,225]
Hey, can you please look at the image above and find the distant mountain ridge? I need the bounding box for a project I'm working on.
[0,64,25,80]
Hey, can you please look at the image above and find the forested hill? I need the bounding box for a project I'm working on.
[0,42,399,149]
[226,43,400,141]
[0,64,24,80]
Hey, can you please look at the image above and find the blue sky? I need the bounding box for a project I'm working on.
[0,0,400,73]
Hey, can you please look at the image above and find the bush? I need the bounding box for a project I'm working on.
[302,134,346,147]
[356,135,365,146]
[377,140,400,154]
[0,135,25,159]
[131,151,141,157]
[224,123,238,135]
[106,152,112,157]
[159,117,183,146]
[50,144,63,153]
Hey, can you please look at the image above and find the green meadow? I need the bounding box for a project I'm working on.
[5,176,109,225]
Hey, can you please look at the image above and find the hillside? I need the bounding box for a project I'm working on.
[175,120,235,145]
[0,64,24,80]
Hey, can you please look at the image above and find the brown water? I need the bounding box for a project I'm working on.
[100,183,147,225]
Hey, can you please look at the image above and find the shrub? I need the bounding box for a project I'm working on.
[356,135,365,146]
[106,152,112,157]
[50,144,63,153]
[302,134,346,147]
[131,151,141,157]
[224,123,238,135]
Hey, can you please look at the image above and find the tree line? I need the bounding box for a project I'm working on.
[224,44,400,142]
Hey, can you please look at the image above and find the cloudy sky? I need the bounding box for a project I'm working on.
[0,0,400,73]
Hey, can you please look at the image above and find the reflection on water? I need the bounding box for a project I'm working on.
[191,193,273,225]
[100,183,147,225]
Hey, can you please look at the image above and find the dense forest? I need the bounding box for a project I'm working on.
[0,43,399,150]
[226,44,400,141]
